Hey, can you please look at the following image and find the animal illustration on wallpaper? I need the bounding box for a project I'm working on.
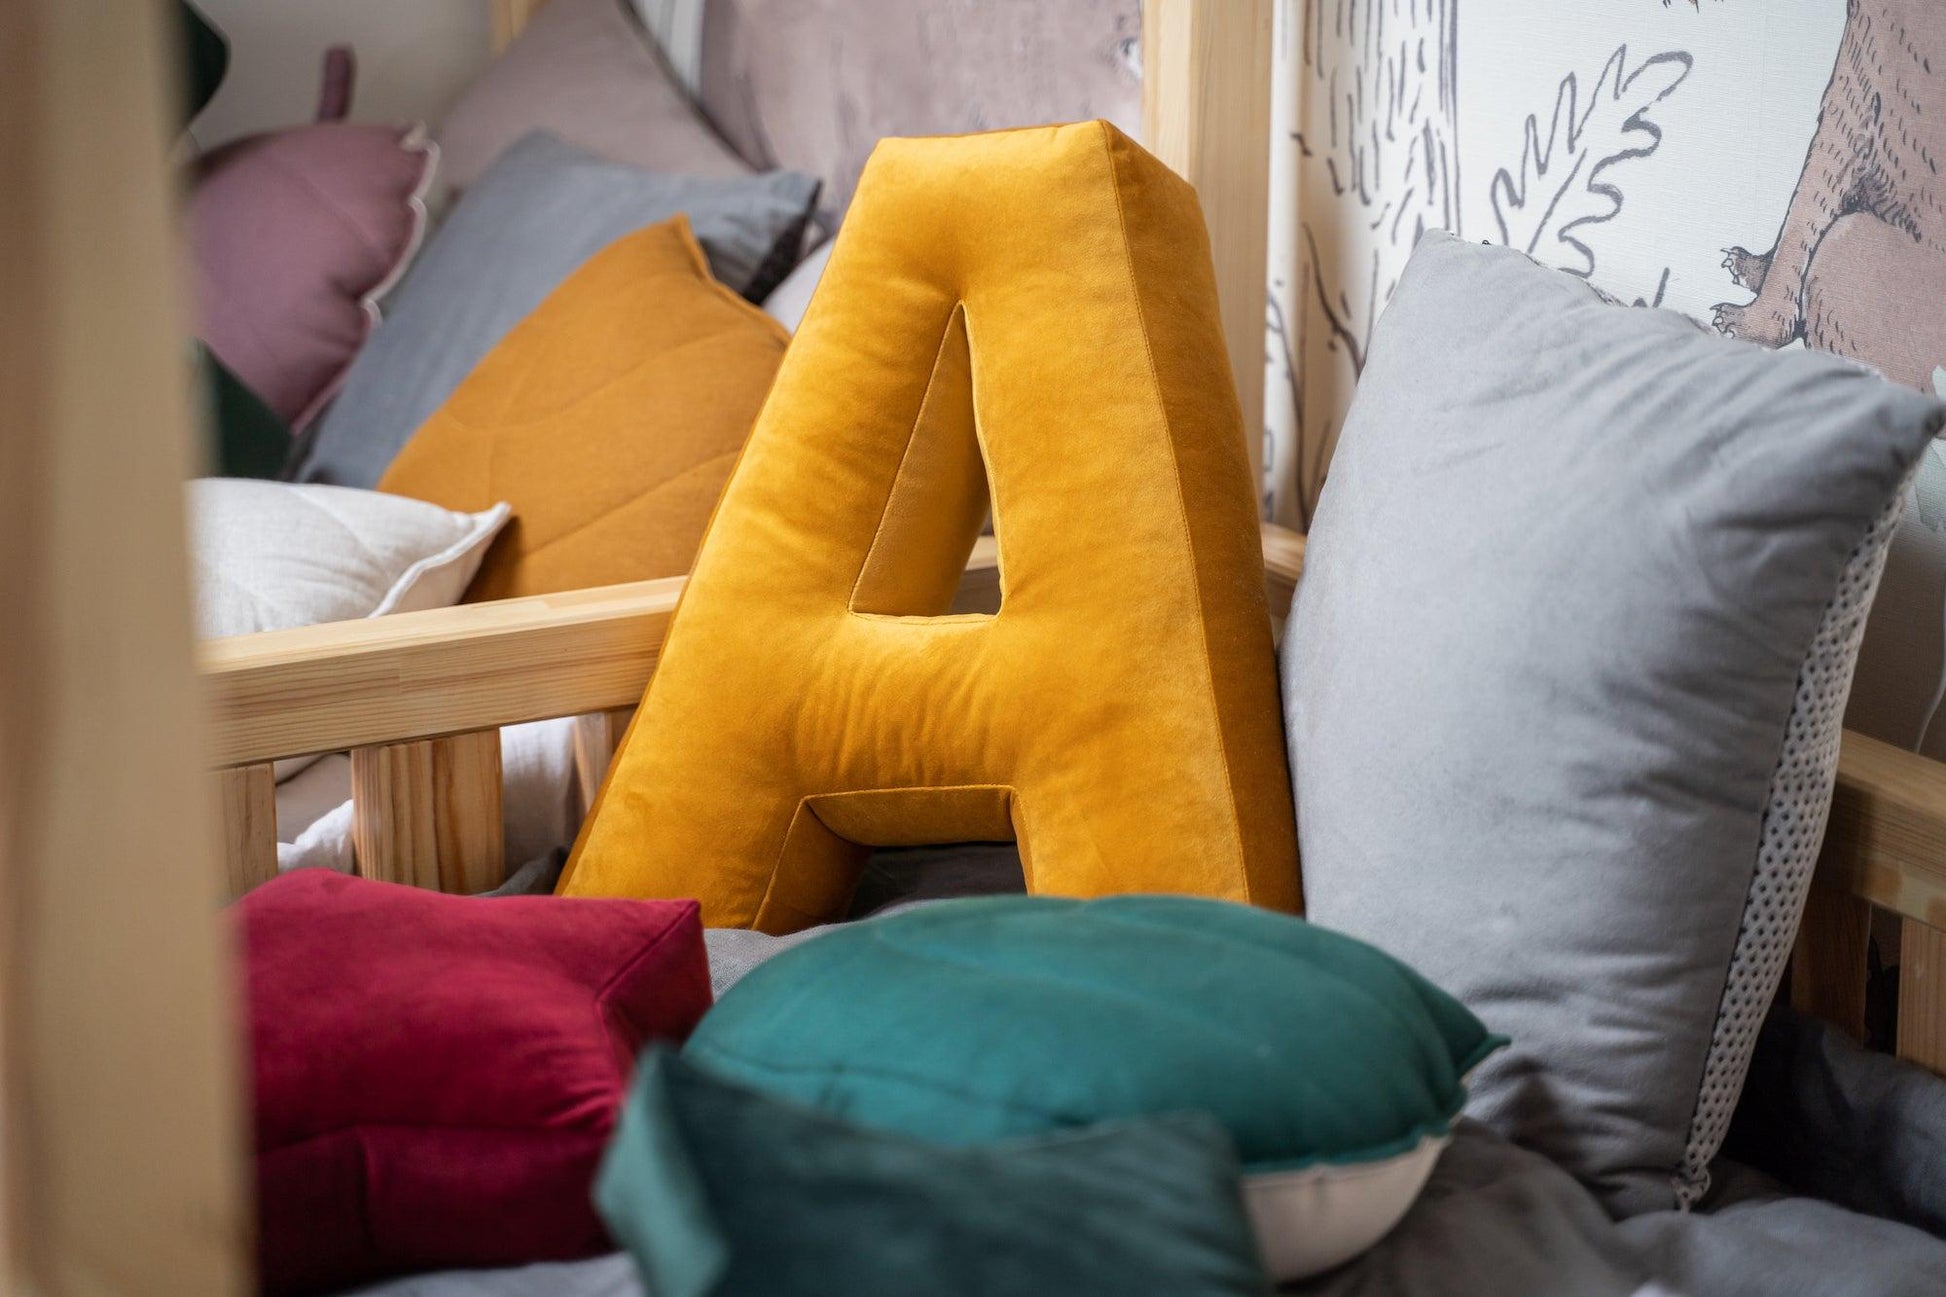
[1491,44,1691,290]
[1273,0,1458,526]
[1713,0,1946,390]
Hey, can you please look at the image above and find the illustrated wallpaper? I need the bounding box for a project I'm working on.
[1268,0,1945,524]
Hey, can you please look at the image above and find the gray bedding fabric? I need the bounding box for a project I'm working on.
[1724,1005,1946,1234]
[343,1123,1946,1297]
[345,852,1946,1296]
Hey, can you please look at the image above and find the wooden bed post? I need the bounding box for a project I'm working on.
[1143,0,1275,513]
[490,0,549,51]
[0,0,250,1290]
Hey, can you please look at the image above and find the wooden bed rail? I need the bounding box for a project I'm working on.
[201,522,1946,1071]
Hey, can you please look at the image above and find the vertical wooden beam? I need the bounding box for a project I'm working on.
[489,0,548,51]
[216,764,279,900]
[572,708,634,820]
[1790,882,1872,1041]
[1143,0,1275,513]
[352,732,504,893]
[1899,919,1946,1074]
[0,0,249,1289]
[433,731,505,895]
[353,741,439,889]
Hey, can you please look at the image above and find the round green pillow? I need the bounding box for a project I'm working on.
[684,894,1503,1279]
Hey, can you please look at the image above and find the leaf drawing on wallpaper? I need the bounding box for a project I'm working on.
[1273,0,1459,527]
[1490,45,1692,279]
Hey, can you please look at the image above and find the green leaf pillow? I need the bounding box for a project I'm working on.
[683,894,1503,1280]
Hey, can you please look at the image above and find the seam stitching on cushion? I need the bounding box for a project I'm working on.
[1246,1129,1453,1178]
[855,912,1457,1082]
[446,318,779,436]
[367,502,509,617]
[1671,483,1909,1208]
[289,125,439,431]
[508,452,739,560]
[1100,122,1251,896]
[751,799,825,930]
[751,787,1023,929]
[595,904,703,1076]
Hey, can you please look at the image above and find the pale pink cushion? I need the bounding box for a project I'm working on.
[698,0,1142,221]
[188,122,435,431]
[437,0,749,196]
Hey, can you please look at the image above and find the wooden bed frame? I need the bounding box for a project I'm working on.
[4,2,1942,1289]
[208,0,1946,1070]
[203,0,1946,1076]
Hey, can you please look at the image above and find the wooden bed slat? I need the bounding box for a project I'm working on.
[489,0,546,51]
[1817,729,1946,929]
[1791,882,1872,1040]
[1899,919,1946,1072]
[1143,0,1275,504]
[572,708,634,819]
[352,731,505,894]
[200,514,1946,1068]
[217,764,279,899]
[201,575,688,768]
[201,539,1008,769]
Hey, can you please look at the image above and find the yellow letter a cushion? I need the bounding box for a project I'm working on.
[560,123,1300,930]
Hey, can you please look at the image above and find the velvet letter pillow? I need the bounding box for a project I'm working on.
[1283,232,1946,1215]
[188,121,434,430]
[557,125,1300,927]
[378,215,788,601]
[683,895,1501,1282]
[237,871,712,1295]
[598,1051,1273,1297]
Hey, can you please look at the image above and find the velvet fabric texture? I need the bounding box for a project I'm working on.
[597,1050,1272,1297]
[237,872,711,1295]
[685,895,1497,1167]
[379,216,788,601]
[559,123,1298,928]
[685,894,1498,1280]
[187,122,434,429]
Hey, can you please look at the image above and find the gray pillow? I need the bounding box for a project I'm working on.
[294,132,816,488]
[1281,231,1944,1216]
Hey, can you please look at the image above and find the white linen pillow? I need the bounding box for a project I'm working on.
[189,480,510,779]
[190,480,510,637]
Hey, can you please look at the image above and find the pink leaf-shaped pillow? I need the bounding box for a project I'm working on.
[188,121,436,430]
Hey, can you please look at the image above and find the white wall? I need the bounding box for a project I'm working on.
[187,0,494,147]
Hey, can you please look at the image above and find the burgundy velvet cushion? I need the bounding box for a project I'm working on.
[238,871,711,1295]
[188,122,435,431]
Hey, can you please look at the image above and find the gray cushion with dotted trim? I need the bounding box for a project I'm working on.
[1281,232,1945,1217]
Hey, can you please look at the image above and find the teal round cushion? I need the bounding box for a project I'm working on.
[685,894,1502,1172]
